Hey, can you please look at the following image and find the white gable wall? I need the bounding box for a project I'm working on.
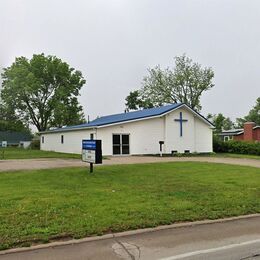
[165,108,195,153]
[165,107,212,153]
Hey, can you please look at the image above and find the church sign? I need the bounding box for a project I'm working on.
[82,140,102,172]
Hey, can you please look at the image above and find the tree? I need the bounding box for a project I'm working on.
[207,113,234,133]
[1,54,86,131]
[0,103,31,133]
[125,54,214,111]
[236,97,260,127]
[125,90,154,111]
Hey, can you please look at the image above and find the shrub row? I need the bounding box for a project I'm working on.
[213,137,260,155]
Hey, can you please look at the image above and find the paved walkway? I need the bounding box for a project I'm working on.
[0,156,260,172]
[1,215,260,259]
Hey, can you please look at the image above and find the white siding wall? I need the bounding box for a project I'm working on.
[40,129,95,154]
[194,117,213,152]
[97,117,164,155]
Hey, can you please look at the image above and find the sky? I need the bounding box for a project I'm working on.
[1,0,260,122]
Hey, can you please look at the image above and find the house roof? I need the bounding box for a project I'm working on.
[218,129,244,136]
[0,131,32,144]
[219,125,260,136]
[41,103,214,134]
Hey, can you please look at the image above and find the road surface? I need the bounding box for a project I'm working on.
[1,215,260,260]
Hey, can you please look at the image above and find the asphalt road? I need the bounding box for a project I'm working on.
[1,216,260,260]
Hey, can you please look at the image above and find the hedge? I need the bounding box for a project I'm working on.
[213,137,260,155]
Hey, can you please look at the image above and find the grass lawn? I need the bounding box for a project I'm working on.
[0,147,80,160]
[0,162,259,250]
[214,153,260,160]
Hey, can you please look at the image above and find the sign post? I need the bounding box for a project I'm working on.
[82,140,102,173]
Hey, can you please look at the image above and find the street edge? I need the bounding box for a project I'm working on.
[1,213,260,255]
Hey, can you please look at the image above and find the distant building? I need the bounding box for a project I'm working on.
[0,131,32,148]
[219,122,260,142]
[40,103,214,155]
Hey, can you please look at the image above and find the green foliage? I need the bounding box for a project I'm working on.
[0,162,259,250]
[29,139,40,150]
[213,138,260,155]
[236,97,260,127]
[0,147,80,159]
[1,54,86,131]
[0,103,30,133]
[213,135,227,153]
[125,54,214,111]
[207,113,234,133]
[125,90,154,110]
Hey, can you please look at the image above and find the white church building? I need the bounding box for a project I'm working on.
[40,103,214,156]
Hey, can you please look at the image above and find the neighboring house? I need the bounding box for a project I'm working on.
[0,131,32,148]
[40,103,214,156]
[218,129,243,142]
[219,122,260,142]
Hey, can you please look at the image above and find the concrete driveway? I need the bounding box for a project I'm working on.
[0,156,260,172]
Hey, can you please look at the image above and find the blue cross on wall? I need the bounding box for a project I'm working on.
[174,112,188,137]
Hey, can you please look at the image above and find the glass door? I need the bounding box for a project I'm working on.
[121,134,130,154]
[112,134,121,155]
[112,134,130,155]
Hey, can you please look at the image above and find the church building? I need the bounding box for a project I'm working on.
[40,103,214,155]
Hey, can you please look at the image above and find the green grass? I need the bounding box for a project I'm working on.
[214,153,260,160]
[0,147,80,160]
[0,162,259,250]
[143,152,260,160]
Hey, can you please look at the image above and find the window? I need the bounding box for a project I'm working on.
[42,136,44,144]
[61,135,64,144]
[224,136,232,142]
[90,133,94,140]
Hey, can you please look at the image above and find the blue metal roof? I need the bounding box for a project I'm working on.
[42,103,213,133]
[87,103,182,127]
[45,103,182,133]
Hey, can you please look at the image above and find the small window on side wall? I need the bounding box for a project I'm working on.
[224,136,229,142]
[42,136,44,144]
[61,135,64,144]
[90,133,94,140]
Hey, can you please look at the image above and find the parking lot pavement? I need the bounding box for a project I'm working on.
[0,156,260,172]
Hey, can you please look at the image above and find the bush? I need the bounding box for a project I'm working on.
[30,139,40,150]
[213,136,260,155]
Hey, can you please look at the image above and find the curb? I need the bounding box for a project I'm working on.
[1,213,260,256]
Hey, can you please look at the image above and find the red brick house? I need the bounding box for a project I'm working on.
[219,122,260,142]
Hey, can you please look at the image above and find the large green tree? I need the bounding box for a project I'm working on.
[236,97,260,127]
[125,54,214,111]
[1,54,86,131]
